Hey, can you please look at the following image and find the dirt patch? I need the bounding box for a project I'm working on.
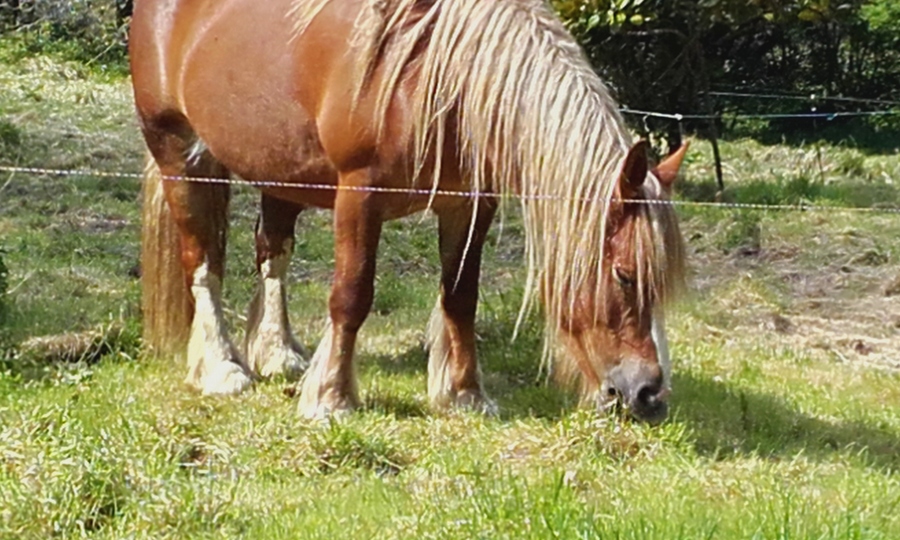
[883,273,900,297]
[686,222,900,373]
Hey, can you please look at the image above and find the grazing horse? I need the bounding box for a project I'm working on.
[130,0,687,422]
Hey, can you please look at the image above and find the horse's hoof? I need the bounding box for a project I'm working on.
[452,389,499,416]
[298,400,356,421]
[199,361,254,396]
[256,347,308,381]
[297,389,358,420]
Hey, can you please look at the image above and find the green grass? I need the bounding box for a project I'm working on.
[1,54,899,539]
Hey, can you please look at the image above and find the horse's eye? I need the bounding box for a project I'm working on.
[613,267,636,288]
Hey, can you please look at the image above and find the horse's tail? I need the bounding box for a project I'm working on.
[140,154,191,355]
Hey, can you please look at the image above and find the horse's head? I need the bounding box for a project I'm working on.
[557,141,687,423]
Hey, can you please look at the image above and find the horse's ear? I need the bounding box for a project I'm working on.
[619,140,649,198]
[652,140,690,193]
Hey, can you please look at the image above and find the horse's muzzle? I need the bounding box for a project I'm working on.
[602,359,669,424]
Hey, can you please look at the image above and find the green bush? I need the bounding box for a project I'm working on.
[552,0,900,145]
[0,0,131,73]
[0,248,8,335]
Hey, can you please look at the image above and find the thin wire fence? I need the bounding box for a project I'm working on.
[621,108,898,121]
[2,91,898,214]
[621,91,900,121]
[707,88,900,107]
[2,164,899,215]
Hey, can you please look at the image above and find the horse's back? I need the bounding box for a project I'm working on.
[131,0,341,206]
[131,0,465,214]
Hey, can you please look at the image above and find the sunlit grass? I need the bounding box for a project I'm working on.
[1,53,899,539]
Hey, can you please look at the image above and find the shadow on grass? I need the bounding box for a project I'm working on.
[476,311,576,420]
[676,175,899,209]
[359,345,429,418]
[728,119,900,156]
[363,392,430,419]
[356,312,575,421]
[672,370,900,472]
[364,344,427,377]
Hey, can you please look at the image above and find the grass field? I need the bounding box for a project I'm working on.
[1,55,899,539]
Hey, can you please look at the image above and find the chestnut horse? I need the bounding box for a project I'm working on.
[130,0,687,422]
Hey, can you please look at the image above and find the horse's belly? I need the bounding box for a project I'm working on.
[195,105,339,209]
[175,0,339,208]
[171,0,457,217]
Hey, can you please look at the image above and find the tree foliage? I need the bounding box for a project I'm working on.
[0,248,8,333]
[552,0,900,146]
[0,0,898,141]
[0,0,131,70]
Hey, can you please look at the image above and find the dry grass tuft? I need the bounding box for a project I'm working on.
[19,323,129,364]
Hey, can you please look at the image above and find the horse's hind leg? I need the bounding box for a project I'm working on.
[298,175,382,419]
[427,201,497,413]
[149,129,253,395]
[246,194,308,379]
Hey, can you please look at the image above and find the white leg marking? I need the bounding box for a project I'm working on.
[426,297,454,409]
[297,320,356,420]
[426,296,496,414]
[184,262,253,395]
[246,241,307,379]
[185,139,209,167]
[651,310,672,391]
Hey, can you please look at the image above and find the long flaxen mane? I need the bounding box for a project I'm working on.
[293,0,685,369]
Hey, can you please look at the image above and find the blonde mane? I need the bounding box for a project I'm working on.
[293,0,685,365]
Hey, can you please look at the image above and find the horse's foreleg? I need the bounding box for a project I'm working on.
[159,146,253,395]
[427,201,497,413]
[246,194,307,379]
[298,180,382,419]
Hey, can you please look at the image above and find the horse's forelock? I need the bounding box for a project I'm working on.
[641,179,687,306]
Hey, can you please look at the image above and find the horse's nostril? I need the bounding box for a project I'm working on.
[630,383,667,423]
[636,384,660,407]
